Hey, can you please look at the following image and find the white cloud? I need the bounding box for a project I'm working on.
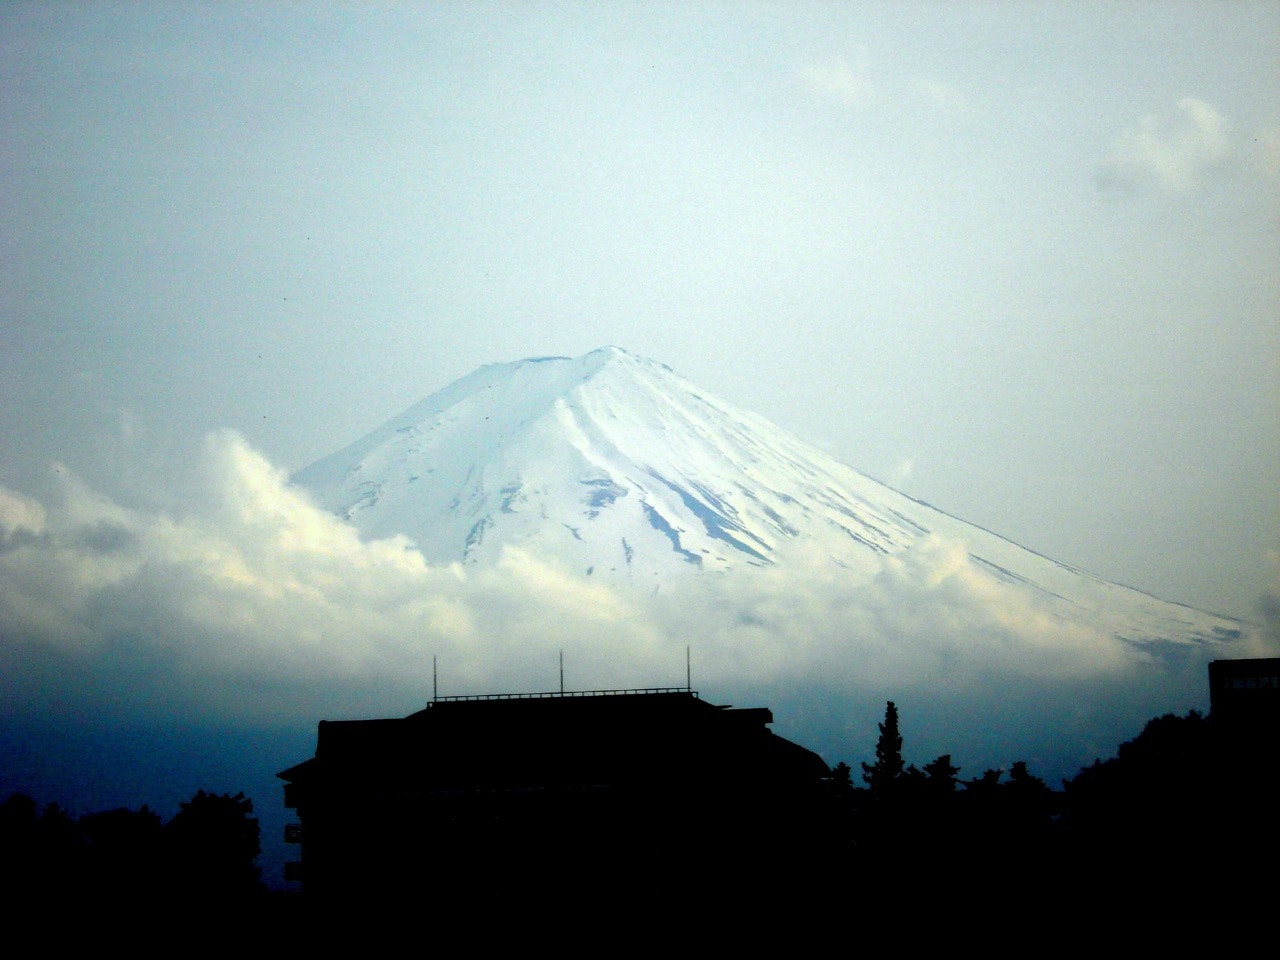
[0,486,46,543]
[0,432,1269,781]
[800,57,872,108]
[888,457,915,487]
[1099,97,1231,193]
[913,77,967,115]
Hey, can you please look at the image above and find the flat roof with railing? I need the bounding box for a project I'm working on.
[431,686,697,704]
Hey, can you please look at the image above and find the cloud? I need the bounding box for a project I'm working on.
[0,487,46,552]
[1258,550,1280,651]
[800,57,872,108]
[1097,98,1231,193]
[0,433,671,718]
[1255,119,1280,180]
[0,432,1269,785]
[887,457,915,487]
[913,77,968,115]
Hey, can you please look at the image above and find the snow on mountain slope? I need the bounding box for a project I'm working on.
[293,346,1244,648]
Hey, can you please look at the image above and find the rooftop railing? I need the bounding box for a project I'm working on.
[432,686,697,703]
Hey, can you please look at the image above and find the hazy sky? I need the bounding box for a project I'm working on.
[3,1,1277,619]
[2,4,1278,887]
[2,5,1279,714]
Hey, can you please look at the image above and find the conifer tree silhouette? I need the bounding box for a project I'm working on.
[862,701,904,794]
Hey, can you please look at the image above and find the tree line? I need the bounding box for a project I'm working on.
[820,699,1276,910]
[4,699,1273,916]
[1,788,264,908]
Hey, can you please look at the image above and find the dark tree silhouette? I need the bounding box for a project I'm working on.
[963,767,1003,796]
[923,754,961,794]
[1059,710,1231,877]
[900,764,927,790]
[829,760,854,793]
[826,760,855,812]
[1004,761,1051,806]
[851,701,913,881]
[79,805,164,896]
[164,790,263,901]
[862,701,904,794]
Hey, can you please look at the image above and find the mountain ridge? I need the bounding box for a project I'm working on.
[293,346,1245,649]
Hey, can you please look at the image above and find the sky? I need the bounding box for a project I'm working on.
[2,1,1278,885]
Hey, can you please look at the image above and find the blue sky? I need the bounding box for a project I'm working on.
[1,2,1278,871]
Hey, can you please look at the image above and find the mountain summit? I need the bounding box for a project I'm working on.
[294,346,1242,648]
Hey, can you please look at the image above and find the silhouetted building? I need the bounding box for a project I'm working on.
[278,688,834,904]
[1208,657,1280,730]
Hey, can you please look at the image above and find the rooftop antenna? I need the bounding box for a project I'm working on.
[686,645,691,692]
[559,649,564,695]
[432,656,438,703]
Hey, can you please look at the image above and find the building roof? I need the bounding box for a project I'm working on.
[278,687,830,791]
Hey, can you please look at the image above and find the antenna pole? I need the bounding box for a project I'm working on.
[559,650,564,694]
[686,645,691,692]
[433,656,437,703]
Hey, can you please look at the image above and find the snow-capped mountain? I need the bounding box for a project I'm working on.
[294,346,1243,647]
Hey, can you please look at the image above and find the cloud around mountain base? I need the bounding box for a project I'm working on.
[1,431,1272,783]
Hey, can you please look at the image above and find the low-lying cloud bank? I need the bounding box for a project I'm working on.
[2,431,1274,787]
